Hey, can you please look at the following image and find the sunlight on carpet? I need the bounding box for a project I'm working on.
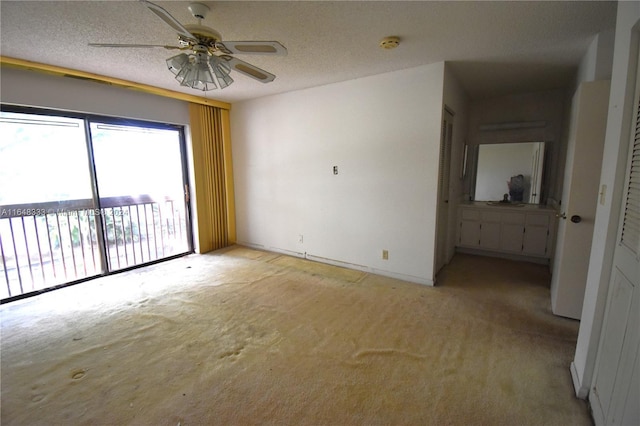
[0,246,589,425]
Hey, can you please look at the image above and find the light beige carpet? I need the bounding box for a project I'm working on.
[0,246,590,425]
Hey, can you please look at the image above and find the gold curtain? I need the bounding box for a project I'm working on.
[189,103,236,253]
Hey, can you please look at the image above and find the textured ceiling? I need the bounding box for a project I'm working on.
[0,1,617,103]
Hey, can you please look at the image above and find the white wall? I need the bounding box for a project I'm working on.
[571,1,640,399]
[575,29,616,88]
[0,67,190,125]
[231,63,446,284]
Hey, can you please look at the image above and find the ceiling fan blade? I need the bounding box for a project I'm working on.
[88,43,181,50]
[216,41,287,56]
[140,0,196,41]
[220,56,276,83]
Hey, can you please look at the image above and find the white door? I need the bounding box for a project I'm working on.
[551,80,611,319]
[435,109,454,274]
[589,50,640,426]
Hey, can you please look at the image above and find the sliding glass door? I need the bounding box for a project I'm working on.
[90,122,190,271]
[0,107,192,301]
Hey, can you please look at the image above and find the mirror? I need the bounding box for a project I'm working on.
[472,142,545,204]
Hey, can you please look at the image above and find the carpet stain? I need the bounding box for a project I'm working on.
[269,255,366,283]
[0,247,589,426]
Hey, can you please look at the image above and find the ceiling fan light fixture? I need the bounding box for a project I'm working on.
[173,59,218,91]
[166,53,191,75]
[166,51,238,91]
[210,56,234,89]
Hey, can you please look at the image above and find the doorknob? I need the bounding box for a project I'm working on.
[571,215,582,223]
[556,212,567,219]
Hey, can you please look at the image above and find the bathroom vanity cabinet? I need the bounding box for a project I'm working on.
[456,202,556,261]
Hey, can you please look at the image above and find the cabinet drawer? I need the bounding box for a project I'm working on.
[456,206,554,259]
[502,212,525,224]
[461,209,481,221]
[526,214,550,226]
[481,211,501,222]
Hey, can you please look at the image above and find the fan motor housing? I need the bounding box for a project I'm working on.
[181,24,222,46]
[188,3,209,20]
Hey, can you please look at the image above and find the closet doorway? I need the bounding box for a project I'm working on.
[435,108,454,274]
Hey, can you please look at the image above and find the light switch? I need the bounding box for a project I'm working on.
[599,184,607,206]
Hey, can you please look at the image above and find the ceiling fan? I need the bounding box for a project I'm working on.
[89,0,287,91]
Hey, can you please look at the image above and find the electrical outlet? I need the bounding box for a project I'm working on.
[298,234,304,243]
[382,250,389,260]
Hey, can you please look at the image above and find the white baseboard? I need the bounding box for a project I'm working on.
[235,241,305,258]
[305,253,434,286]
[234,242,434,286]
[570,361,590,399]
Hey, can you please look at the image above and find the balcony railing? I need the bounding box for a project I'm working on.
[0,195,190,300]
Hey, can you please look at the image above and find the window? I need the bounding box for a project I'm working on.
[0,106,192,301]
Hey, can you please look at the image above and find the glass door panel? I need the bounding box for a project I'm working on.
[0,111,102,298]
[89,122,190,271]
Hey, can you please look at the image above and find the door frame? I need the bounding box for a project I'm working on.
[588,37,640,425]
[435,107,455,275]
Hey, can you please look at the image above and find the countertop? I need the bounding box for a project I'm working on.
[459,201,557,211]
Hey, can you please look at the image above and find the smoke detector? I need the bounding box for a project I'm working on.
[379,36,400,50]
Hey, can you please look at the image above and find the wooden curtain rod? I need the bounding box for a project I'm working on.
[0,56,231,110]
